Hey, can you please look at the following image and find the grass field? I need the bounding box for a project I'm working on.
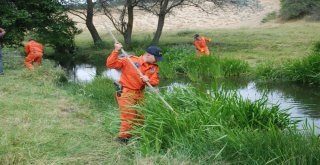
[0,57,137,164]
[1,21,320,164]
[75,21,320,67]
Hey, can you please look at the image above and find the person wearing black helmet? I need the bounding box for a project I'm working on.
[194,33,211,56]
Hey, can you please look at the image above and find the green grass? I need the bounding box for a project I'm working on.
[2,21,320,164]
[75,22,320,67]
[256,42,320,85]
[261,11,278,23]
[0,53,137,164]
[133,87,320,164]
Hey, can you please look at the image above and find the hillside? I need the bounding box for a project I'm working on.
[70,0,280,32]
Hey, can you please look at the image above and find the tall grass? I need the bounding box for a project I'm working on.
[132,87,320,164]
[256,41,320,85]
[156,45,249,81]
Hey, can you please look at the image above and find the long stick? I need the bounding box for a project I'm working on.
[103,23,176,113]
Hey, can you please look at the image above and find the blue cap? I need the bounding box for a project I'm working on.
[146,46,163,61]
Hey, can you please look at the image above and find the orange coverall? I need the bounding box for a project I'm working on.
[24,40,44,70]
[106,50,160,138]
[194,37,211,56]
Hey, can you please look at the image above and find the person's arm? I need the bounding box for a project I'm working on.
[148,67,160,86]
[106,43,126,69]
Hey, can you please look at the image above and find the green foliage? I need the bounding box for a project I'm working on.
[0,0,80,53]
[70,77,116,108]
[156,45,249,81]
[280,0,320,20]
[256,42,320,85]
[282,53,320,84]
[312,41,320,54]
[221,58,249,76]
[261,11,278,23]
[132,88,320,164]
[183,55,221,81]
[255,62,283,80]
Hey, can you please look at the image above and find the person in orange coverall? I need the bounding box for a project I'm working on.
[24,39,44,70]
[194,33,211,56]
[106,42,163,144]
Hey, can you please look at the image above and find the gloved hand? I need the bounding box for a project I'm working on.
[200,49,204,53]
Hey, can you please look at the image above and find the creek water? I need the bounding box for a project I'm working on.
[67,64,320,133]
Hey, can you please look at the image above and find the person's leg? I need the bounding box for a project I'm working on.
[0,48,3,74]
[117,91,138,139]
[24,54,35,70]
[35,54,42,66]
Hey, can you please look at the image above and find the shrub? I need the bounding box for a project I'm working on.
[261,11,278,23]
[280,0,320,20]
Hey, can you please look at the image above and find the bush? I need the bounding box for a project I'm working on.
[280,0,320,20]
[261,11,278,23]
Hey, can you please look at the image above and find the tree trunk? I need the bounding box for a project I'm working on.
[151,13,166,46]
[124,0,134,46]
[86,0,102,45]
[151,0,169,46]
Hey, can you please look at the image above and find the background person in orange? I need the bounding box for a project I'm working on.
[106,42,163,144]
[24,38,44,70]
[194,33,211,56]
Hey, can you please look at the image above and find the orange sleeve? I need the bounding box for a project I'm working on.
[24,43,30,54]
[148,66,159,86]
[106,50,126,69]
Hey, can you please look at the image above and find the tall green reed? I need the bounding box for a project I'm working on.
[256,42,320,85]
[134,87,293,151]
[132,87,319,164]
[158,46,249,81]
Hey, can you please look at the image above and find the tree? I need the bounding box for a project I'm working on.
[138,0,259,45]
[0,0,80,54]
[99,0,142,46]
[60,0,103,45]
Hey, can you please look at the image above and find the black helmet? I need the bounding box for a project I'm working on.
[194,33,199,39]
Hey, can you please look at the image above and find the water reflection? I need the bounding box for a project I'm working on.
[159,78,320,132]
[235,81,320,132]
[67,64,320,132]
[68,64,96,83]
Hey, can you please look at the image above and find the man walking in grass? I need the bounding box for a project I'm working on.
[106,42,163,144]
[0,27,6,75]
[24,38,44,70]
[194,33,211,57]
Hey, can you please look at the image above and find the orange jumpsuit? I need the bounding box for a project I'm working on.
[194,37,211,56]
[106,50,160,138]
[24,40,44,70]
